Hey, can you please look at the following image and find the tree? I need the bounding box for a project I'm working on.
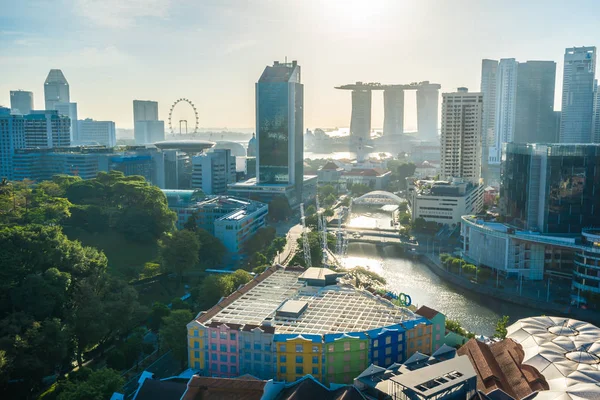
[268,196,292,222]
[495,315,510,339]
[349,183,370,197]
[195,229,226,268]
[160,310,193,368]
[159,230,200,282]
[230,269,252,288]
[305,205,317,216]
[346,267,386,289]
[148,302,171,332]
[56,368,124,400]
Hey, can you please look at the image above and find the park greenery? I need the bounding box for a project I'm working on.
[495,316,510,339]
[289,231,336,268]
[386,160,416,192]
[445,319,476,339]
[439,254,492,281]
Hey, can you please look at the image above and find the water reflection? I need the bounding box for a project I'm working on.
[346,210,393,230]
[342,243,539,337]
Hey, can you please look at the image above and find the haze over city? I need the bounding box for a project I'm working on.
[2,0,600,130]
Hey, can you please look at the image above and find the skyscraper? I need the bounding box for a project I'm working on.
[10,90,34,115]
[133,100,164,144]
[560,46,596,143]
[77,119,116,147]
[490,58,518,165]
[44,69,70,110]
[416,82,440,141]
[592,81,600,143]
[383,89,404,136]
[256,60,304,200]
[440,88,483,184]
[480,59,498,184]
[350,89,371,143]
[514,61,557,143]
[0,107,25,179]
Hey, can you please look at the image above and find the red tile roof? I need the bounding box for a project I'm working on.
[457,339,548,399]
[415,305,440,320]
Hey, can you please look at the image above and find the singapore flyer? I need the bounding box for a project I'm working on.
[168,98,199,135]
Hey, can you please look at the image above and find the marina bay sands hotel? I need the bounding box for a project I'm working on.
[336,81,441,142]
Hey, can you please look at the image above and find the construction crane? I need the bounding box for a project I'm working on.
[299,203,312,268]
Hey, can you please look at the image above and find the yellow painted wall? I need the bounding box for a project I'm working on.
[276,338,322,382]
[406,323,433,356]
[188,328,205,369]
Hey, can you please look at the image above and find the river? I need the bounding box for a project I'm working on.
[340,210,541,337]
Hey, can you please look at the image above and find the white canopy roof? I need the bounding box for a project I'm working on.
[507,316,600,398]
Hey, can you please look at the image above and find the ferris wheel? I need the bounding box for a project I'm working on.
[168,98,199,135]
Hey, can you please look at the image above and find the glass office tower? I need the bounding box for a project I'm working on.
[256,60,304,202]
[501,143,600,234]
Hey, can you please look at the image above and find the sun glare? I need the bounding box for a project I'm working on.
[322,0,388,28]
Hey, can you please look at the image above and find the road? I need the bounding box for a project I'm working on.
[279,224,302,265]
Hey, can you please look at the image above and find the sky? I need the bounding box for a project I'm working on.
[2,0,600,131]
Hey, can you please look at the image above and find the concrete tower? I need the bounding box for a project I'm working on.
[10,90,34,115]
[350,89,372,143]
[44,69,70,110]
[416,82,440,140]
[383,89,404,136]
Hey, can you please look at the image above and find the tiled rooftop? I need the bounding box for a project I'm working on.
[197,266,416,334]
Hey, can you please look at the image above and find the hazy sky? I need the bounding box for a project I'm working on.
[2,0,600,131]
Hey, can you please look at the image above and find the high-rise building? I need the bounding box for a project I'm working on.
[133,100,164,144]
[256,60,304,199]
[191,149,236,195]
[350,89,371,143]
[501,143,600,234]
[54,102,78,141]
[383,89,404,136]
[416,83,440,141]
[593,80,600,143]
[514,61,557,143]
[76,119,116,147]
[490,59,518,166]
[44,69,70,111]
[560,46,596,143]
[480,59,498,184]
[440,88,483,184]
[133,100,159,122]
[0,107,25,179]
[23,110,70,148]
[10,90,34,115]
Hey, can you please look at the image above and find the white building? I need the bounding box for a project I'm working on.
[23,110,70,148]
[77,119,116,147]
[214,202,269,261]
[191,149,236,195]
[44,69,70,111]
[54,102,78,142]
[133,100,164,144]
[407,178,483,226]
[0,107,25,179]
[440,88,483,184]
[10,90,34,115]
[560,46,596,143]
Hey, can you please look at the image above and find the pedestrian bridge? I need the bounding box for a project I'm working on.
[353,191,404,205]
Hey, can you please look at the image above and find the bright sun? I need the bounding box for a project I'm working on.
[322,0,388,27]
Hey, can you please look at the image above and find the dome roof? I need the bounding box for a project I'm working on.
[213,141,246,157]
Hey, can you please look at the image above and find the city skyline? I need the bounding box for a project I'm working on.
[2,1,600,130]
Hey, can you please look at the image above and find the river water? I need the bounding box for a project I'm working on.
[340,210,540,337]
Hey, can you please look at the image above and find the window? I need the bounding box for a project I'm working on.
[264,354,271,362]
[385,347,391,356]
[244,342,251,349]
[418,340,423,348]
[410,342,415,348]
[312,356,318,364]
[244,353,250,360]
[436,324,441,331]
[211,343,217,351]
[312,346,319,353]
[280,355,287,363]
[359,342,365,350]
[344,365,350,373]
[359,352,365,360]
[230,345,237,353]
[374,350,379,358]
[194,351,200,358]
[296,356,303,364]
[194,361,200,369]
[230,333,236,340]
[220,354,227,362]
[211,353,217,360]
[295,344,303,352]
[328,365,335,373]
[280,344,286,352]
[220,364,227,373]
[254,354,261,361]
[280,366,287,373]
[343,354,350,362]
[194,341,200,349]
[220,344,227,352]
[398,333,403,341]
[211,331,217,339]
[344,342,350,351]
[220,332,227,340]
[212,363,217,371]
[328,344,334,352]
[194,330,199,337]
[329,355,335,363]
[373,339,379,348]
[385,336,391,345]
[312,367,319,375]
[417,328,422,336]
[295,366,304,375]
[230,366,237,374]
[254,343,262,351]
[397,344,403,352]
[385,357,391,365]
[230,355,236,363]
[436,334,440,341]
[264,344,271,352]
